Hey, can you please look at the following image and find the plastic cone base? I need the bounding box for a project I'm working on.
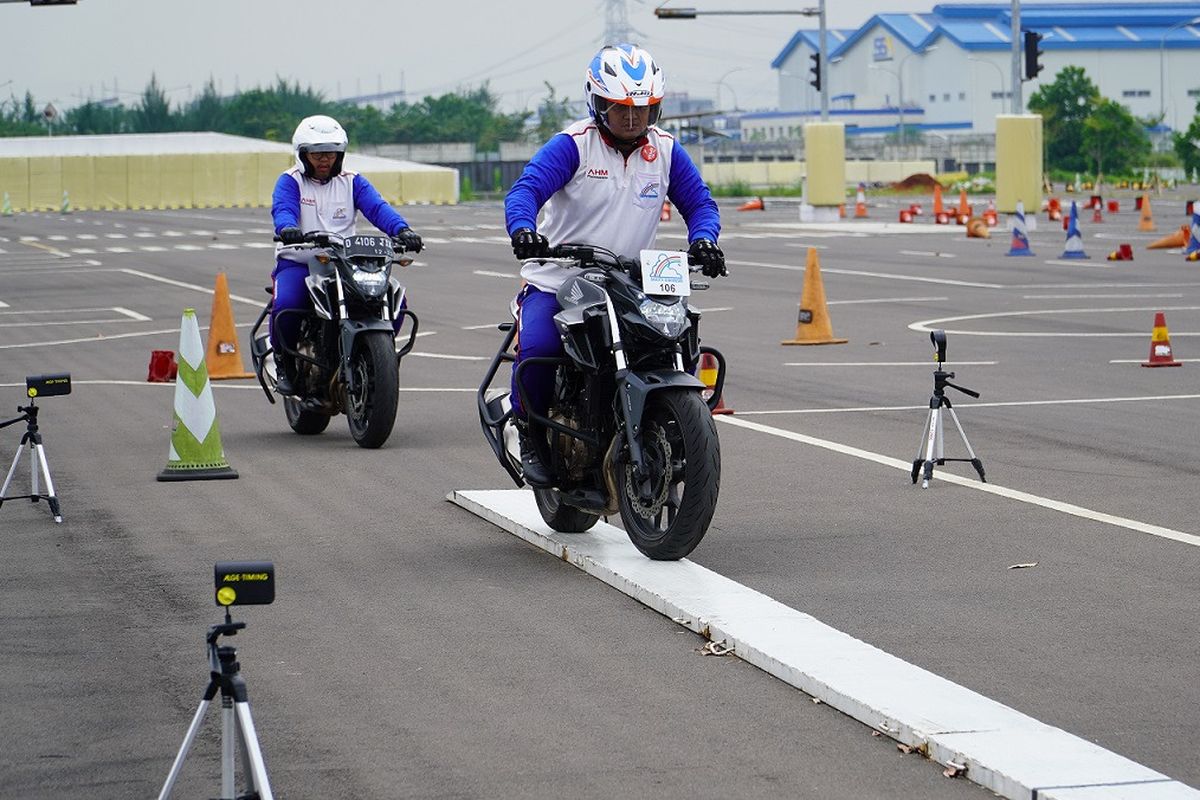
[157,464,239,481]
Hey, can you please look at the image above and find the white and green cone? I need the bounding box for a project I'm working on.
[157,308,238,481]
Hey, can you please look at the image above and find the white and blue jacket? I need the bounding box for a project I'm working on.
[271,168,409,263]
[505,119,720,292]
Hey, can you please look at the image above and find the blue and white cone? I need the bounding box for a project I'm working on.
[1006,200,1034,256]
[1060,200,1090,259]
[1184,211,1200,258]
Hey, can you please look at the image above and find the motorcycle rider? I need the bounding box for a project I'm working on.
[504,43,726,487]
[270,114,424,396]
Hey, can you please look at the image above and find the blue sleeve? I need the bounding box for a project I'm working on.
[666,143,721,243]
[353,175,409,236]
[504,133,579,235]
[271,174,301,233]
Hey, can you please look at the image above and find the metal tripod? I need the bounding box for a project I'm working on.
[911,366,986,489]
[0,402,62,523]
[158,613,274,800]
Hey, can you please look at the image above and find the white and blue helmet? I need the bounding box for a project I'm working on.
[292,114,348,179]
[585,43,665,137]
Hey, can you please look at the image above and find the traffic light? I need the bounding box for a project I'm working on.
[809,52,821,92]
[1023,30,1044,81]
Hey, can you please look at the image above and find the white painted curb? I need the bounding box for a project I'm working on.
[448,488,1199,800]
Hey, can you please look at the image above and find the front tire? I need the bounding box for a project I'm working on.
[533,488,599,533]
[618,389,719,560]
[346,331,399,449]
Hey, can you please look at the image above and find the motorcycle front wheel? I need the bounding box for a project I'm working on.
[618,389,720,560]
[346,331,399,449]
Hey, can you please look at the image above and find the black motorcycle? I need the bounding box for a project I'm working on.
[478,244,727,560]
[250,231,419,449]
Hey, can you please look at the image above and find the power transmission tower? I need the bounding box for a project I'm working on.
[603,0,639,44]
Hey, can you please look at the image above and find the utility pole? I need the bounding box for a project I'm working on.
[1010,0,1022,113]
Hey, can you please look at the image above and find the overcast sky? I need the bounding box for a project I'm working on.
[6,0,1096,117]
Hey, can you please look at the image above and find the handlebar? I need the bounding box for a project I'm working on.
[543,243,703,274]
[273,230,415,255]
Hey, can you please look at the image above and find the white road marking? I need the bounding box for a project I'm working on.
[783,361,997,367]
[0,379,475,393]
[910,306,1200,336]
[899,250,956,258]
[691,306,734,313]
[1110,358,1200,364]
[826,296,948,305]
[105,247,132,253]
[104,233,127,239]
[732,260,1005,289]
[119,268,260,306]
[462,322,507,330]
[174,244,204,251]
[76,234,97,240]
[1023,293,1185,299]
[736,392,1200,415]
[207,243,239,250]
[1041,258,1112,268]
[71,248,97,254]
[139,246,169,252]
[450,488,1194,799]
[473,269,519,279]
[408,352,488,361]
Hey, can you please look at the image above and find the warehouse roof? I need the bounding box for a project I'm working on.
[773,2,1200,64]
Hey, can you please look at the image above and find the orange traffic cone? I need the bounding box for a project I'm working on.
[660,201,671,222]
[205,272,255,380]
[956,189,971,219]
[696,351,734,415]
[1047,197,1062,221]
[781,247,848,346]
[966,217,990,239]
[839,203,846,218]
[1142,312,1181,367]
[1147,225,1189,250]
[738,196,764,212]
[854,183,868,218]
[932,183,944,217]
[1105,243,1133,261]
[1092,204,1103,224]
[1138,194,1156,232]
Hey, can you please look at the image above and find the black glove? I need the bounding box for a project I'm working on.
[688,239,727,278]
[393,227,423,254]
[278,226,304,245]
[511,228,550,260]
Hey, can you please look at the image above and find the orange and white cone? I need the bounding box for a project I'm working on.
[1141,312,1182,367]
[781,247,848,346]
[854,183,868,218]
[697,351,734,415]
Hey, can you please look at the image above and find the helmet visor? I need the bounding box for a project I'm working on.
[303,142,346,153]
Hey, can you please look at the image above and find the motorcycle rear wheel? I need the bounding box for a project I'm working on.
[284,396,331,435]
[618,389,719,560]
[533,488,600,533]
[346,331,399,449]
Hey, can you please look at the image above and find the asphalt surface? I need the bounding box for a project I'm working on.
[1,192,1197,798]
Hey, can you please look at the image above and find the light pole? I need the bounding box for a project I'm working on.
[715,67,747,112]
[871,47,933,148]
[967,56,1005,101]
[1160,16,1200,125]
[655,2,827,119]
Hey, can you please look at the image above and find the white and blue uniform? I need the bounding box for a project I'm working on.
[269,168,411,349]
[504,118,721,417]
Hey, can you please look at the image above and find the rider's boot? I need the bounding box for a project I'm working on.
[273,351,297,396]
[517,421,553,488]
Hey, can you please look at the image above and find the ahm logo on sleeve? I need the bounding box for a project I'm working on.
[639,181,661,200]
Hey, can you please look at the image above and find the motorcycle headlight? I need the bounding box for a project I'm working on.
[639,297,688,339]
[352,268,388,297]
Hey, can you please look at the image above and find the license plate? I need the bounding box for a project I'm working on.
[345,235,392,258]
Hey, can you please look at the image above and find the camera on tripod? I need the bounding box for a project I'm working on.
[158,561,278,800]
[1,373,72,523]
[26,373,71,399]
[911,331,986,488]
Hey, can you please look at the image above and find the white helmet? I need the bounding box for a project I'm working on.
[292,115,347,179]
[585,43,665,139]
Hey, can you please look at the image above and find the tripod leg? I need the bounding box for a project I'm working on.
[0,442,24,503]
[33,444,62,522]
[222,696,237,799]
[912,407,934,483]
[945,407,986,482]
[157,694,216,800]
[235,701,274,800]
[921,407,941,489]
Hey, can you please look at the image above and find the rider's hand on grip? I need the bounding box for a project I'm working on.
[278,226,304,245]
[511,228,549,260]
[688,239,727,278]
[393,227,423,254]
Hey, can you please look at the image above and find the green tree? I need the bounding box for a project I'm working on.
[182,78,226,132]
[66,101,129,135]
[1173,97,1200,177]
[1081,98,1150,176]
[1028,66,1100,172]
[133,74,173,133]
[533,82,573,142]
